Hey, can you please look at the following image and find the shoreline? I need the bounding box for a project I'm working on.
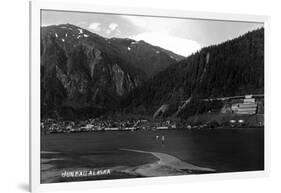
[118,149,215,177]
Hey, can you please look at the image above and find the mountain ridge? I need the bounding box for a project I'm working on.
[40,23,183,119]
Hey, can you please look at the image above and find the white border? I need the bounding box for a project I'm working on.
[30,0,270,192]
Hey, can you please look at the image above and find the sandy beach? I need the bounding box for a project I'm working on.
[119,149,215,176]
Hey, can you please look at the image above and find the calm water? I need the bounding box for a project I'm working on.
[41,128,264,183]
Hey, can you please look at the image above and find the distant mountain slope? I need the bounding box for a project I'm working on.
[109,38,184,77]
[122,28,264,117]
[40,24,181,119]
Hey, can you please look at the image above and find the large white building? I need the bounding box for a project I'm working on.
[231,95,257,114]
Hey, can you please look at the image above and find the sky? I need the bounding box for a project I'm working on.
[41,10,263,57]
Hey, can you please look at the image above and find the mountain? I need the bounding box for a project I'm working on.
[40,24,182,119]
[122,28,264,118]
[108,38,184,77]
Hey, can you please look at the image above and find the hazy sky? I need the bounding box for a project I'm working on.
[41,10,263,57]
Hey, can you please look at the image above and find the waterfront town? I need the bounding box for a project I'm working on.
[41,95,264,135]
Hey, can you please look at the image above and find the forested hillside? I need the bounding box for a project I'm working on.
[122,28,264,117]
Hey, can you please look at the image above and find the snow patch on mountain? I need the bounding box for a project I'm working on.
[78,28,83,34]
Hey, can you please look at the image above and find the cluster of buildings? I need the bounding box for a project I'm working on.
[230,95,259,114]
[219,94,264,127]
[40,95,264,135]
[40,118,178,134]
[221,95,264,115]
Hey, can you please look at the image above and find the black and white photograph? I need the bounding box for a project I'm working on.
[40,9,264,184]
